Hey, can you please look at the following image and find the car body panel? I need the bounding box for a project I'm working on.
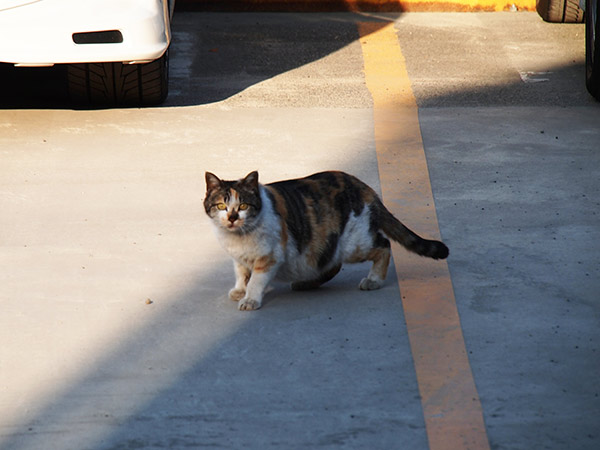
[0,0,172,66]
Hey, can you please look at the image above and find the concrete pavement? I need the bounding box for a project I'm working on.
[1,11,599,450]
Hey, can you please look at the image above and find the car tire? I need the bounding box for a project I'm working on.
[67,50,169,106]
[536,0,585,23]
[586,0,600,100]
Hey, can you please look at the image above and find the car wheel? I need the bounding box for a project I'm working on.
[67,50,169,106]
[536,0,585,22]
[586,0,600,100]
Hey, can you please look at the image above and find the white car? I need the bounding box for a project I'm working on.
[0,0,175,106]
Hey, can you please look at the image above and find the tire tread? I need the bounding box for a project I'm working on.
[536,0,585,23]
[67,52,168,106]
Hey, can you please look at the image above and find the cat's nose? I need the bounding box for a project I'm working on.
[228,212,238,223]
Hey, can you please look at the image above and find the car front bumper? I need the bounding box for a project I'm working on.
[0,0,170,66]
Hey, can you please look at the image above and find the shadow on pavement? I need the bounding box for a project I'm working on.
[0,182,426,449]
[0,64,71,109]
[1,11,594,109]
[0,12,394,110]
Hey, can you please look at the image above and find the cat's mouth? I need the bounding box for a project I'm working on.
[224,220,243,231]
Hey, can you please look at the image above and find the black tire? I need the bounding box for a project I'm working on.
[536,0,585,23]
[67,50,169,106]
[586,0,600,100]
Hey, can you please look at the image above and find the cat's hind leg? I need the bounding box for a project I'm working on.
[359,243,391,291]
[229,261,251,301]
[291,264,342,291]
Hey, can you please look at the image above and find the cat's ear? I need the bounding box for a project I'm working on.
[242,171,259,190]
[205,172,222,191]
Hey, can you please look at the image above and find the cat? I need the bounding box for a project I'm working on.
[204,170,449,310]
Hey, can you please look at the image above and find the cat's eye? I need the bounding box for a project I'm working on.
[216,203,227,211]
[239,203,249,211]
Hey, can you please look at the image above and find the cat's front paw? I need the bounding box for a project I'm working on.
[238,297,261,311]
[229,288,246,301]
[359,277,383,291]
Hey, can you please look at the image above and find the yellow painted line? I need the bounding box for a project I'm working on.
[358,22,491,450]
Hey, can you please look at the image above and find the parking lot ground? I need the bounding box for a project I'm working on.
[1,11,599,450]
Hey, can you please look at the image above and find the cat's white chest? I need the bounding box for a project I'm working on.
[221,231,273,266]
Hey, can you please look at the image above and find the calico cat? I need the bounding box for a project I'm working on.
[204,171,448,310]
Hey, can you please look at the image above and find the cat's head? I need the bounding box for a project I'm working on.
[204,171,263,233]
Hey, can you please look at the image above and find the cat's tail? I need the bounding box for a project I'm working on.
[377,200,449,260]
